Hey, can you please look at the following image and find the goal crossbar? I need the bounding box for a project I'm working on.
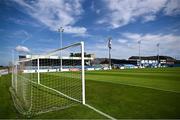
[17,42,82,63]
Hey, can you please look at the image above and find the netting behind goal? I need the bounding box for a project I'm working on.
[10,42,85,116]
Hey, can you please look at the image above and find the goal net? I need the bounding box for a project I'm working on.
[10,42,85,116]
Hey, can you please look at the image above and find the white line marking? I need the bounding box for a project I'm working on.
[37,81,116,119]
[89,79,180,94]
[116,82,180,94]
[39,83,81,103]
[18,75,117,119]
[31,81,117,119]
[84,104,116,120]
[18,75,81,103]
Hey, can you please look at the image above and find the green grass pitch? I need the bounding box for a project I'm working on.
[0,67,180,119]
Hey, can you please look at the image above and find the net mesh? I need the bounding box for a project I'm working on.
[10,43,84,116]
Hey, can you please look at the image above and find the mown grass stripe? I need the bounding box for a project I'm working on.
[87,78,180,94]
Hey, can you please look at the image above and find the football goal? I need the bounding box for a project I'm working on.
[10,42,85,116]
[10,41,115,119]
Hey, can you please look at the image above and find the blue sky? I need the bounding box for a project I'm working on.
[0,0,180,65]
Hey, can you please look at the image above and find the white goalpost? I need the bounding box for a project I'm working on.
[10,41,115,119]
[10,42,85,115]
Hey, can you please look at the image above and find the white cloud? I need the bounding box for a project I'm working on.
[8,17,41,27]
[96,9,101,14]
[164,0,180,15]
[122,33,142,40]
[64,26,87,34]
[117,39,128,44]
[143,15,156,22]
[7,30,32,44]
[15,45,30,53]
[14,0,87,35]
[91,1,101,14]
[90,1,95,11]
[87,33,180,59]
[97,19,107,24]
[121,32,180,57]
[99,0,180,28]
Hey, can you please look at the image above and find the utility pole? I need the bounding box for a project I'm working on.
[157,43,160,67]
[58,27,64,71]
[138,40,141,68]
[108,37,112,70]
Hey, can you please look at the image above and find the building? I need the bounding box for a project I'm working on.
[129,56,176,67]
[92,56,176,69]
[92,58,138,69]
[18,53,95,73]
[19,53,95,65]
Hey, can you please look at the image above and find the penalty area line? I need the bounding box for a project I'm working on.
[84,103,116,120]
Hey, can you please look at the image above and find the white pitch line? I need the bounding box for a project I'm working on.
[116,82,180,94]
[39,83,82,103]
[84,104,116,120]
[18,75,81,103]
[18,75,116,119]
[89,79,180,94]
